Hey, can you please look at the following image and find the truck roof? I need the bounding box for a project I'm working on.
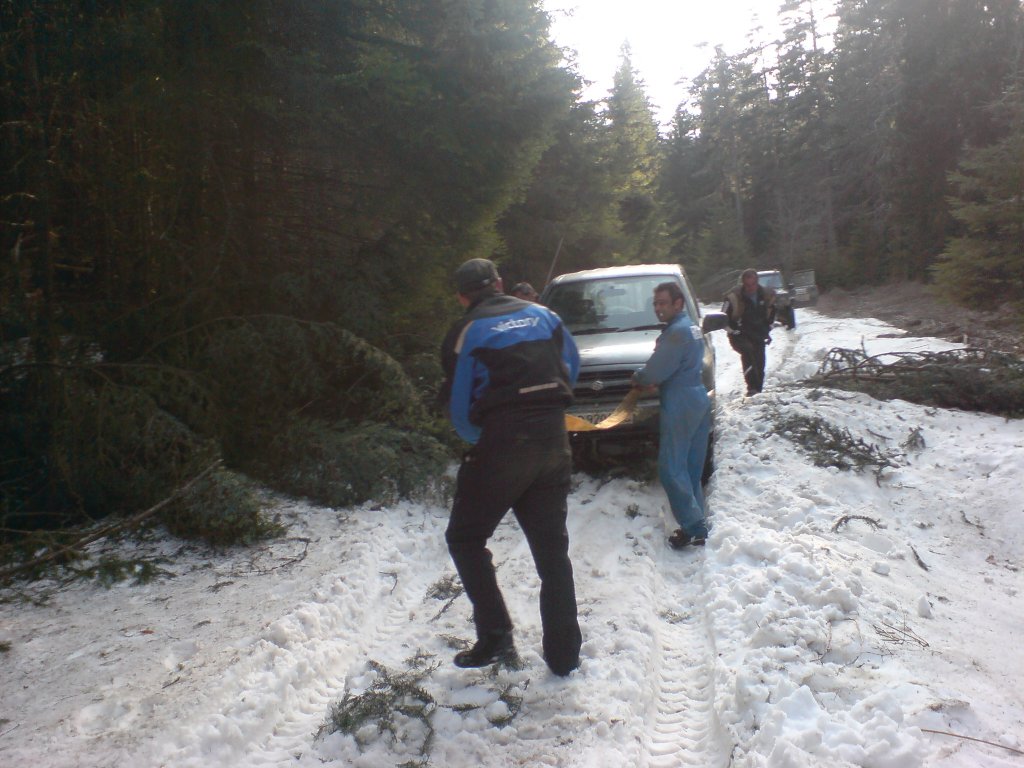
[547,264,685,284]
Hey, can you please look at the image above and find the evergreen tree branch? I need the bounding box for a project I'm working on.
[0,461,221,583]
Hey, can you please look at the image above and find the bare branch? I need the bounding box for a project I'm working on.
[0,461,221,582]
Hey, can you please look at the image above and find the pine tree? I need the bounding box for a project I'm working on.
[768,0,838,275]
[828,0,905,284]
[0,0,583,533]
[934,78,1024,307]
[496,100,623,284]
[890,0,1024,276]
[602,44,667,262]
[661,47,763,283]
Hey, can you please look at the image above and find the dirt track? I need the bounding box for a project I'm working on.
[814,281,1023,356]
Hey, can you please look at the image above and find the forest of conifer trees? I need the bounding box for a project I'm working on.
[2,1,1021,550]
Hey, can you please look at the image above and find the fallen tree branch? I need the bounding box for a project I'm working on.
[921,728,1024,756]
[831,515,882,532]
[230,537,312,577]
[909,544,930,571]
[874,619,929,648]
[0,461,221,583]
[769,411,897,477]
[806,347,1024,417]
[960,510,985,534]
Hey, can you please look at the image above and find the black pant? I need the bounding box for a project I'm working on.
[730,334,767,393]
[445,419,581,674]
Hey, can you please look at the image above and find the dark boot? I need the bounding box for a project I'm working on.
[668,528,707,550]
[544,652,580,677]
[453,631,517,668]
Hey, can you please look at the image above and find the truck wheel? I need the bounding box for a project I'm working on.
[571,439,603,474]
[701,432,715,486]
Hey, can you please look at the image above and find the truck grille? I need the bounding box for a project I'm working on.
[573,371,638,403]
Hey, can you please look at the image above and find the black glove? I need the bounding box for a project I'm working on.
[764,336,772,346]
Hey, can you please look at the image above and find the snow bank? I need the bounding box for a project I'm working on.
[1,308,1021,767]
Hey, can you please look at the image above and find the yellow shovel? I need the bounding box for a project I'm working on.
[565,388,642,432]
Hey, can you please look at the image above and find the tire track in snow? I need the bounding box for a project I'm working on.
[765,322,798,384]
[258,516,457,761]
[643,549,729,768]
[264,536,453,754]
[564,475,728,767]
[144,509,454,766]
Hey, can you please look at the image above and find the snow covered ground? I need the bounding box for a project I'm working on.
[1,308,1022,767]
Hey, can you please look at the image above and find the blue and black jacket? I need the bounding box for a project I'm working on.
[440,294,579,444]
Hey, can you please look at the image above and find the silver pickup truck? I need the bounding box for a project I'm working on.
[540,264,728,476]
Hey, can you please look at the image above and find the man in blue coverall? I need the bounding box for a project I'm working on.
[632,282,711,550]
[439,258,583,675]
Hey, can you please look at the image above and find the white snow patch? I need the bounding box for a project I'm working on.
[1,308,1022,767]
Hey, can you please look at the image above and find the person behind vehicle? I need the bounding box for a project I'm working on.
[631,282,711,550]
[722,268,776,396]
[439,258,583,676]
[509,281,539,302]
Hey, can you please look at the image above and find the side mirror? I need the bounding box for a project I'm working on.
[701,311,730,334]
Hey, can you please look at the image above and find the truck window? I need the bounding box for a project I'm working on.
[545,275,688,333]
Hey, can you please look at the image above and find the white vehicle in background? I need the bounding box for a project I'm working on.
[540,264,728,477]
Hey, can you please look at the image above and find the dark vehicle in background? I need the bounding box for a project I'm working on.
[540,264,728,477]
[757,270,797,329]
[757,269,819,329]
[788,269,819,307]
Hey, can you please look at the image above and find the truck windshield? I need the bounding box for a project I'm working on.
[758,272,784,289]
[544,275,672,334]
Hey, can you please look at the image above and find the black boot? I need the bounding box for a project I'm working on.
[544,653,580,677]
[668,529,707,550]
[453,631,517,668]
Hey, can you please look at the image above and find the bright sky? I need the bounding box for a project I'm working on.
[543,0,787,126]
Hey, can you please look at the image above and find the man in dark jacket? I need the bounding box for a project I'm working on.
[439,258,582,676]
[722,269,776,396]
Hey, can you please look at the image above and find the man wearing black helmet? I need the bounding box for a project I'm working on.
[438,258,582,677]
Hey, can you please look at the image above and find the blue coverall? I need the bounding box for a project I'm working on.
[633,312,711,539]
